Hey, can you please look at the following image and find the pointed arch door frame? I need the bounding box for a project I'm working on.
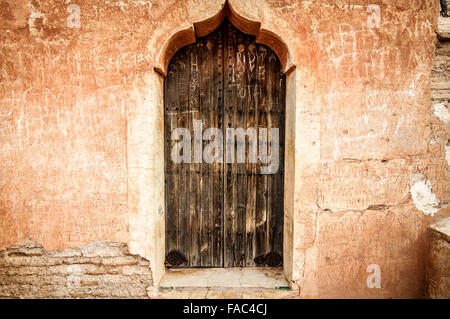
[127,1,305,288]
[163,19,286,268]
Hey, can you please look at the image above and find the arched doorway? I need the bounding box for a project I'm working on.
[164,19,285,268]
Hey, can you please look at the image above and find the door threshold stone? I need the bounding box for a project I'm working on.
[157,267,290,290]
[149,268,296,298]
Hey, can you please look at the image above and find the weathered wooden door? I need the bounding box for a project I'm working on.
[164,19,285,268]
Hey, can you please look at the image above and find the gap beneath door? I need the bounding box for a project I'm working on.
[149,267,297,298]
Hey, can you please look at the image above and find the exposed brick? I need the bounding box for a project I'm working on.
[0,240,152,298]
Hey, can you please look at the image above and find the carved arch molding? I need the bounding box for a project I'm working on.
[154,1,295,77]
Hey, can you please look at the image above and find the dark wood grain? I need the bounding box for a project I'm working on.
[164,19,285,268]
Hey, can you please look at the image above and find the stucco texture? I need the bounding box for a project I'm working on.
[0,0,448,298]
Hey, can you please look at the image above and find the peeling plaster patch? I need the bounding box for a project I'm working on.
[410,174,440,216]
[136,0,153,7]
[26,1,46,37]
[428,133,437,145]
[433,102,449,123]
[135,0,153,14]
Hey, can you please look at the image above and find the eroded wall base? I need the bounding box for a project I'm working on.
[0,239,152,299]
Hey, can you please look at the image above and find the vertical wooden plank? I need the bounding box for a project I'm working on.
[198,36,211,267]
[212,24,224,267]
[164,59,179,263]
[189,44,201,266]
[223,20,235,267]
[266,52,276,259]
[199,36,209,267]
[177,47,191,266]
[234,29,247,267]
[245,41,258,267]
[255,45,269,263]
